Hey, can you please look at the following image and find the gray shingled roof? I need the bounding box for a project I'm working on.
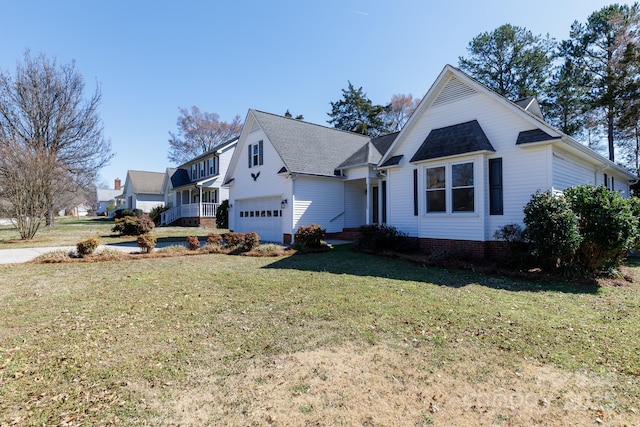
[379,155,404,167]
[177,137,238,168]
[96,188,122,202]
[410,120,495,162]
[337,132,399,169]
[516,129,561,145]
[127,170,165,194]
[251,110,371,176]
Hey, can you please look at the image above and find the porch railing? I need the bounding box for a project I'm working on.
[161,203,219,225]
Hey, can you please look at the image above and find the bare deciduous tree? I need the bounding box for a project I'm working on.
[0,140,58,239]
[381,94,421,132]
[0,51,112,232]
[168,106,242,165]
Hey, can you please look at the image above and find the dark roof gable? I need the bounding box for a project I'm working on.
[516,129,561,145]
[409,120,495,162]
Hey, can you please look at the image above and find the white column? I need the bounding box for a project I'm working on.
[365,176,371,225]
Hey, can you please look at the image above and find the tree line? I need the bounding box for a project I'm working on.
[326,4,640,174]
[458,3,640,170]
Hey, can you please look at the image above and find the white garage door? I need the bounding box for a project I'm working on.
[236,197,282,242]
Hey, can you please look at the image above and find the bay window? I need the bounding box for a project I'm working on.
[425,161,475,214]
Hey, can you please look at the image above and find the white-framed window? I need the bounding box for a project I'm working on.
[208,157,217,175]
[248,140,264,168]
[426,166,446,212]
[200,161,206,178]
[191,164,197,180]
[425,161,475,214]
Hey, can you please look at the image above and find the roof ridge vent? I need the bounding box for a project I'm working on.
[432,76,478,108]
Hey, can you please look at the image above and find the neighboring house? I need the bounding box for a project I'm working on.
[223,110,395,243]
[120,170,165,213]
[96,178,123,216]
[377,64,637,258]
[161,138,237,226]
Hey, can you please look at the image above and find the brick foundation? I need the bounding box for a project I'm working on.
[418,238,510,261]
[283,233,292,245]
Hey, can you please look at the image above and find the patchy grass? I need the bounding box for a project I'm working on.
[0,246,639,425]
[0,216,226,249]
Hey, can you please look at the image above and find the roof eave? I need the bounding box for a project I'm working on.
[409,149,496,164]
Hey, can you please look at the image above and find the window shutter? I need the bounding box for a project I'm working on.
[248,144,252,168]
[413,169,418,216]
[382,180,387,223]
[489,158,503,215]
[258,140,264,165]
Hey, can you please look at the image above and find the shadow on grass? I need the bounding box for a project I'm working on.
[102,236,202,249]
[263,244,599,294]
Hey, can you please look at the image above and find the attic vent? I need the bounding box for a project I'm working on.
[432,76,478,108]
[250,120,261,133]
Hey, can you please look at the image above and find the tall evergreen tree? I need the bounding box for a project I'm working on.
[568,3,640,162]
[327,82,386,136]
[543,40,590,137]
[616,42,640,173]
[458,24,555,100]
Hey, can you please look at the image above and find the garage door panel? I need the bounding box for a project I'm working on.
[236,197,282,242]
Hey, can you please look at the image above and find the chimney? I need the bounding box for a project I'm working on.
[114,178,121,190]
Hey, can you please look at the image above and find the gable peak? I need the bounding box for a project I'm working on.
[432,75,478,108]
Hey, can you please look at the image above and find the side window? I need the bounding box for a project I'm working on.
[451,162,474,212]
[247,140,264,168]
[426,166,446,212]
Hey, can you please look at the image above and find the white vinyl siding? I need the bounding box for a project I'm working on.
[292,176,345,234]
[344,180,366,228]
[227,128,290,239]
[552,151,596,191]
[383,74,553,241]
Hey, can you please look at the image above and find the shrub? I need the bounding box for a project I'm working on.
[244,232,260,250]
[493,223,527,266]
[149,205,169,225]
[156,245,189,254]
[523,190,581,270]
[36,249,72,262]
[113,208,142,219]
[223,231,245,248]
[294,224,326,249]
[76,238,99,257]
[112,215,155,236]
[186,235,201,250]
[354,224,418,253]
[136,233,157,253]
[207,233,223,245]
[564,185,639,273]
[216,200,229,229]
[255,243,286,253]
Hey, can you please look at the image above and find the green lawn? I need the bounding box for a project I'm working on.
[1,239,639,425]
[0,216,223,249]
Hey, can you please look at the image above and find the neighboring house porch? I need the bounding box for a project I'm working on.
[161,138,237,227]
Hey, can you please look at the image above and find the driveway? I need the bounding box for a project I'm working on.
[0,244,139,265]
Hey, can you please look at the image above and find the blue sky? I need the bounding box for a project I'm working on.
[1,0,616,188]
